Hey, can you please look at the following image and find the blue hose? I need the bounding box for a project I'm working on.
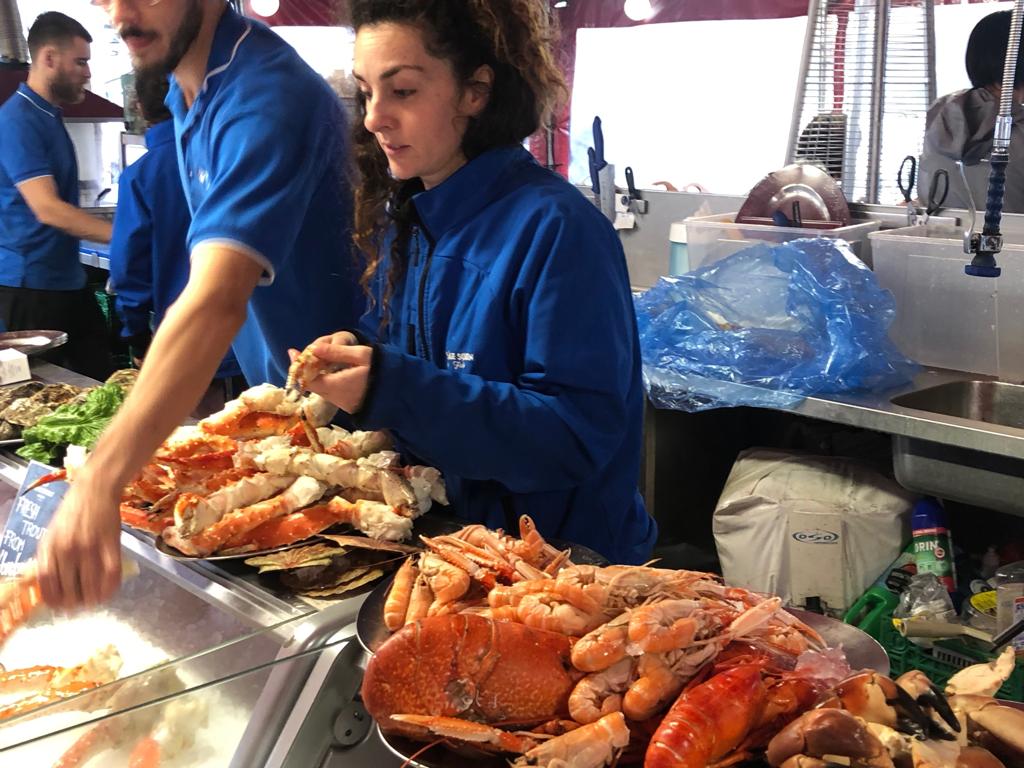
[984,154,1009,236]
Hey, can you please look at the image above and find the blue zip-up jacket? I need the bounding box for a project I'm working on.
[108,120,241,379]
[355,146,656,564]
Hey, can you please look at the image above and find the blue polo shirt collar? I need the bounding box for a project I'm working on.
[168,6,252,133]
[15,83,62,120]
[411,145,529,242]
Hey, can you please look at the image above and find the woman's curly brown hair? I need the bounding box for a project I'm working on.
[349,0,567,330]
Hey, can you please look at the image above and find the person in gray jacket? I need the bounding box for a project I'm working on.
[919,10,1024,213]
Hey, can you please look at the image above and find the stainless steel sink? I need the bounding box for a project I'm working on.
[890,380,1024,514]
[890,380,1024,430]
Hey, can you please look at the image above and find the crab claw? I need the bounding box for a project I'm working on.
[956,746,1007,768]
[922,681,961,734]
[766,709,894,768]
[893,683,955,741]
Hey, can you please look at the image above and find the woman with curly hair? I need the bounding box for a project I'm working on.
[297,0,656,563]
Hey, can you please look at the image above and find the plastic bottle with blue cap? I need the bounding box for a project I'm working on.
[668,222,689,276]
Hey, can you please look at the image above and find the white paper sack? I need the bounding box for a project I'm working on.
[712,448,913,613]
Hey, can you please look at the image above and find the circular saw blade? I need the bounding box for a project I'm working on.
[736,163,851,228]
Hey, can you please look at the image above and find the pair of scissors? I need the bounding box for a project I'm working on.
[924,168,949,222]
[897,155,918,225]
[588,116,607,195]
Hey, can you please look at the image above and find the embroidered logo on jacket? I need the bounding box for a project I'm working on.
[446,351,474,370]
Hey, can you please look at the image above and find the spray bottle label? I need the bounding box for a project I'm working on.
[912,525,955,591]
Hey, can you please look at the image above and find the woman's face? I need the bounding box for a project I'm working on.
[353,22,489,189]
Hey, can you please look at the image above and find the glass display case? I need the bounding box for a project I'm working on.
[0,362,402,767]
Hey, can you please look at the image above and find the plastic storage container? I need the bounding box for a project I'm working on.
[683,212,880,272]
[869,223,1024,380]
[994,560,1024,655]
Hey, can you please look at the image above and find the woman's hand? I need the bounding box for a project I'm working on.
[288,332,374,414]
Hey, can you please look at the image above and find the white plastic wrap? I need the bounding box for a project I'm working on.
[713,448,913,614]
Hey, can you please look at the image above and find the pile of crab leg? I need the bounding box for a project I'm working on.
[26,383,448,558]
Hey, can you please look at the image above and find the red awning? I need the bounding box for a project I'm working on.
[0,68,123,120]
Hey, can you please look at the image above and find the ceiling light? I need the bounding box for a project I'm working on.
[553,0,567,7]
[250,0,280,18]
[623,0,653,22]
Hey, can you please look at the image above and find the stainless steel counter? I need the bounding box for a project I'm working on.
[780,368,1024,460]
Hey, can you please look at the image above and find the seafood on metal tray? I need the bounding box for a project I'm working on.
[0,644,123,722]
[569,597,798,724]
[382,515,569,631]
[223,498,419,551]
[233,436,446,514]
[362,614,578,739]
[645,657,832,768]
[163,476,328,556]
[766,649,1024,768]
[391,711,631,768]
[242,536,417,596]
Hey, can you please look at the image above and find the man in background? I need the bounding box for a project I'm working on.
[108,70,246,415]
[0,12,113,379]
[919,10,1024,212]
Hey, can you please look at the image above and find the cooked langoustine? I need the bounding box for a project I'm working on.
[383,516,569,632]
[163,476,328,557]
[567,597,784,724]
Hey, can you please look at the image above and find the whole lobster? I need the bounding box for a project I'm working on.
[361,613,578,741]
[645,662,823,768]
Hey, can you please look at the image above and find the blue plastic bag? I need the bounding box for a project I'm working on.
[635,238,918,412]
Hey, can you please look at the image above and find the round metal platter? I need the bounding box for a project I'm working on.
[378,724,508,768]
[736,163,851,227]
[0,330,68,356]
[787,607,889,677]
[368,598,889,768]
[152,533,312,561]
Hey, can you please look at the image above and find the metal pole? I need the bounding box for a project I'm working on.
[866,0,891,203]
[924,0,937,106]
[786,0,822,165]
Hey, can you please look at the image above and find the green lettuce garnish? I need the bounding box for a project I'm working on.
[16,382,126,464]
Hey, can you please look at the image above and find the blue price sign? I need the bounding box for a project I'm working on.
[0,461,67,577]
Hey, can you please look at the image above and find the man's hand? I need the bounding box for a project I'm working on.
[37,472,122,608]
[290,333,373,414]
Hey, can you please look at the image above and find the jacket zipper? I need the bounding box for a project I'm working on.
[415,227,435,360]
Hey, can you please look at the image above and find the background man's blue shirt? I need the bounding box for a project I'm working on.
[0,83,85,290]
[109,120,241,379]
[166,8,363,386]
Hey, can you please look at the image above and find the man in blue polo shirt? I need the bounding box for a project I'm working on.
[0,12,113,379]
[109,70,246,413]
[39,0,363,607]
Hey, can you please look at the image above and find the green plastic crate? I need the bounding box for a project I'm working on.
[845,588,1023,702]
[879,615,1023,702]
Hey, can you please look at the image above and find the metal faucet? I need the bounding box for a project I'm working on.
[964,0,1024,277]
